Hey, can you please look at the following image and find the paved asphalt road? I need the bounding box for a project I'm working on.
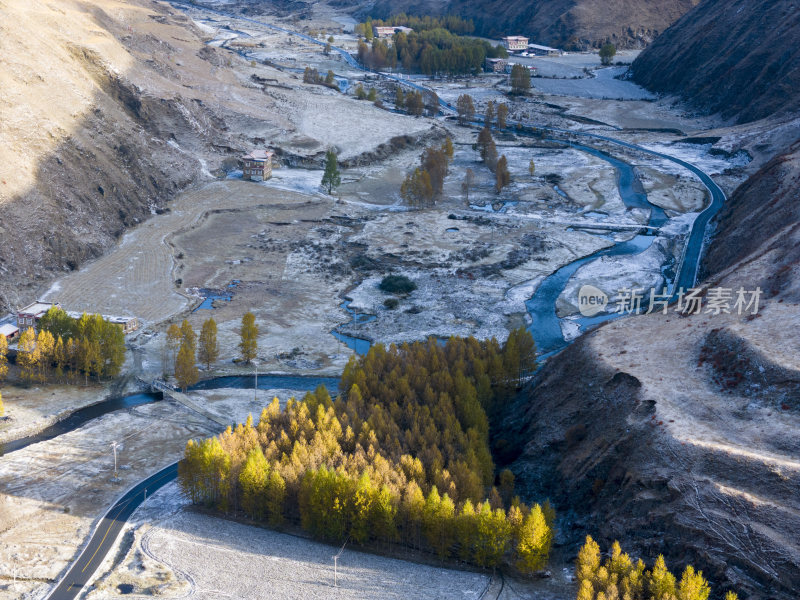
[44,6,727,599]
[47,462,178,600]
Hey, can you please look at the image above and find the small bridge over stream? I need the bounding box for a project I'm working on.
[140,378,231,428]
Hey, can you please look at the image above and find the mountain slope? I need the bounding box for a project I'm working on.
[262,0,699,49]
[0,0,281,312]
[631,0,800,123]
[496,141,800,600]
[446,0,698,49]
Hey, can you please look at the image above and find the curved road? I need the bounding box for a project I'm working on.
[48,463,178,599]
[47,5,726,599]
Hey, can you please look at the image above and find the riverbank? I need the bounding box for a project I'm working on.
[0,383,115,446]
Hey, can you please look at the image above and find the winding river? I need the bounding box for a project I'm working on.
[170,0,727,356]
[1,375,339,457]
[0,393,162,456]
[525,142,669,355]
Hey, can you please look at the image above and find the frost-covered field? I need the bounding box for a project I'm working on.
[0,384,113,444]
[532,67,656,100]
[639,141,751,176]
[0,399,216,600]
[90,483,490,600]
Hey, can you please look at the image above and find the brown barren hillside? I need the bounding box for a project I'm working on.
[497,143,800,598]
[631,0,800,123]
[0,0,284,311]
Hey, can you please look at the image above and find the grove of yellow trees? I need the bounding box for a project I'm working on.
[15,308,126,384]
[576,536,738,600]
[179,331,549,571]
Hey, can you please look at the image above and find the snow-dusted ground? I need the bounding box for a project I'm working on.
[640,141,751,176]
[262,167,328,196]
[0,398,217,600]
[558,211,695,319]
[193,387,313,424]
[0,384,112,445]
[89,483,489,600]
[532,67,656,100]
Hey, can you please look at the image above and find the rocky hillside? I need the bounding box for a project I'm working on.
[0,0,282,313]
[445,0,698,49]
[498,143,800,598]
[223,0,697,49]
[631,0,800,123]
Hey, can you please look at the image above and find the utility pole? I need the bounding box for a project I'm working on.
[111,441,120,480]
[332,536,348,587]
[253,360,258,403]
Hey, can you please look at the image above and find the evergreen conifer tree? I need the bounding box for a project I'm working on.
[321,149,341,195]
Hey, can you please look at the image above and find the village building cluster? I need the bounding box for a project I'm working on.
[373,25,414,39]
[0,301,139,343]
[486,35,563,74]
[501,36,562,56]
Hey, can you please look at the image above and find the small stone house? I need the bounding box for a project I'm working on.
[485,58,508,73]
[502,36,529,52]
[241,150,274,181]
[16,301,60,330]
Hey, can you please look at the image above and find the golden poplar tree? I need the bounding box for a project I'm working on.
[174,340,199,391]
[198,318,219,369]
[576,535,602,585]
[648,555,677,600]
[496,103,508,129]
[516,503,552,573]
[442,136,454,160]
[239,448,269,519]
[66,337,80,382]
[484,100,495,127]
[576,579,594,600]
[265,470,286,526]
[53,336,67,381]
[79,337,102,384]
[499,468,515,505]
[180,319,196,354]
[0,334,8,381]
[456,499,477,561]
[17,328,39,383]
[166,323,182,369]
[677,565,711,600]
[239,312,258,363]
[36,329,55,383]
[495,155,510,193]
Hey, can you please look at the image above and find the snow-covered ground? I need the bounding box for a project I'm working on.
[262,167,328,197]
[640,141,751,176]
[532,67,656,100]
[89,483,490,600]
[0,384,113,445]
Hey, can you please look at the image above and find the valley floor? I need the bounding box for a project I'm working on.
[2,0,791,598]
